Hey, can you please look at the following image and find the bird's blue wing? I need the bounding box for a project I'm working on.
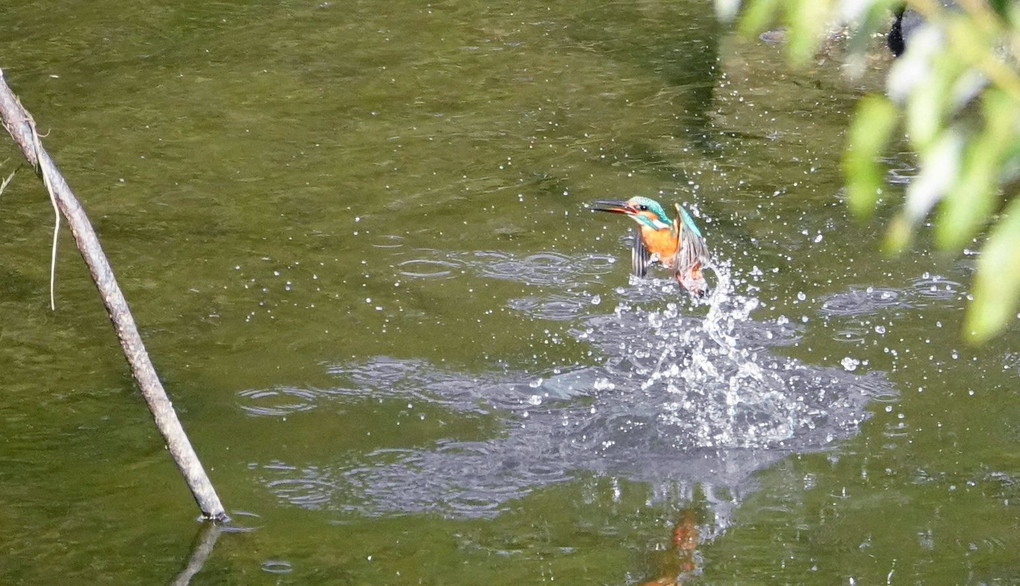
[677,206,704,239]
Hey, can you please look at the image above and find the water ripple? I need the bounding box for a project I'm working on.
[470,251,616,287]
[237,387,319,417]
[508,293,598,321]
[371,234,406,249]
[393,248,623,290]
[479,252,578,286]
[395,258,464,279]
[252,267,894,519]
[820,286,909,316]
[265,471,337,509]
[261,561,293,575]
[909,275,963,304]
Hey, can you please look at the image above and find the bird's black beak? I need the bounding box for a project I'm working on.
[592,200,634,214]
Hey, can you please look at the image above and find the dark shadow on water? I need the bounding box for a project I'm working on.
[239,253,896,545]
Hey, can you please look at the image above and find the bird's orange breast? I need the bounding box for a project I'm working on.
[640,227,679,265]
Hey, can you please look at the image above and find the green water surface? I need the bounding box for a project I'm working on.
[1,1,1016,584]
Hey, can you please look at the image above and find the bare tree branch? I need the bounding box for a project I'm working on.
[0,69,228,522]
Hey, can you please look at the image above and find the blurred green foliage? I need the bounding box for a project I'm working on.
[727,0,1020,342]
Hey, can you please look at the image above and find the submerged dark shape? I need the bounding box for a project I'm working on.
[593,196,711,296]
[888,0,958,57]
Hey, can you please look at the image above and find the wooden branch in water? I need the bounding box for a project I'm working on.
[171,521,223,585]
[0,69,228,522]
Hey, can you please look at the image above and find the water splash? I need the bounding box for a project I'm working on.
[245,252,892,523]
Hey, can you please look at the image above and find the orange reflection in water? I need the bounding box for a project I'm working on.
[642,508,702,586]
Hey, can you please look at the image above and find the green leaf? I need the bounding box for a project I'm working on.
[966,196,1020,342]
[937,89,1018,249]
[886,129,964,253]
[883,213,915,253]
[845,1,899,63]
[903,127,964,225]
[785,0,833,65]
[714,0,743,23]
[844,95,899,219]
[904,42,958,149]
[737,0,781,38]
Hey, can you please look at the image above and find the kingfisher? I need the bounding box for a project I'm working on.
[593,196,710,296]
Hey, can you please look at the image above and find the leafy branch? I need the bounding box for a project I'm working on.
[729,0,1020,342]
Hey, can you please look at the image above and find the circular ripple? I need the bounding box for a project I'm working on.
[261,560,293,574]
[237,387,318,417]
[480,252,573,286]
[508,294,590,321]
[820,287,908,316]
[371,234,406,249]
[910,276,963,304]
[396,258,463,279]
[267,477,335,509]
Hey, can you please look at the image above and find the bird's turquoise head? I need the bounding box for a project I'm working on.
[592,196,673,231]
